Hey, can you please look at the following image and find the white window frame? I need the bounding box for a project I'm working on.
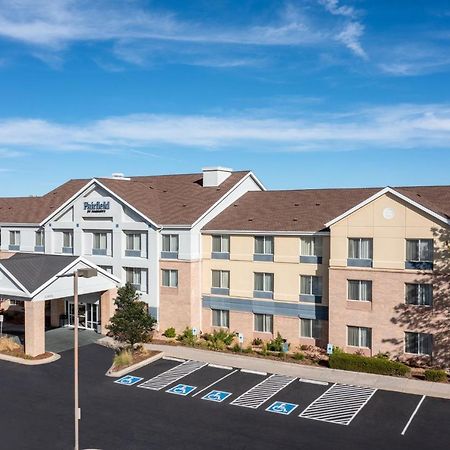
[254,272,274,292]
[405,283,432,306]
[10,230,20,246]
[125,267,142,290]
[254,313,273,333]
[300,275,322,296]
[404,331,433,356]
[162,234,179,252]
[212,235,230,253]
[162,269,178,288]
[300,236,322,257]
[93,232,107,250]
[35,230,44,247]
[126,233,142,251]
[347,326,372,348]
[300,318,322,339]
[348,238,373,259]
[211,270,230,289]
[254,236,274,255]
[63,231,73,249]
[347,280,372,302]
[212,309,229,328]
[406,239,433,262]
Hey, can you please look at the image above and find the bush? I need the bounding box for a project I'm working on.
[163,327,176,338]
[267,332,289,352]
[176,327,197,346]
[329,352,410,377]
[293,352,305,361]
[424,369,447,383]
[231,343,242,353]
[0,337,22,353]
[242,345,253,354]
[113,349,133,369]
[202,329,235,350]
[252,338,263,346]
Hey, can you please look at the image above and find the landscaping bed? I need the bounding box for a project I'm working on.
[110,348,161,373]
[0,336,53,360]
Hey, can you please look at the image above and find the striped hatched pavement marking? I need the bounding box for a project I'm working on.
[230,374,296,409]
[137,360,207,391]
[298,383,377,426]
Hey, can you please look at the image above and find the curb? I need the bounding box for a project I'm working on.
[0,352,61,365]
[105,351,164,378]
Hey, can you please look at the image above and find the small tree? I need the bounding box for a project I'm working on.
[106,283,156,349]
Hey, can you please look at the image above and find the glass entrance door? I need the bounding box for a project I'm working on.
[65,301,99,330]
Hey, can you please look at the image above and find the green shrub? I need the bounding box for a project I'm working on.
[329,352,410,377]
[231,343,242,353]
[267,332,289,352]
[242,345,253,354]
[113,349,133,369]
[202,329,235,350]
[176,327,197,346]
[252,338,263,346]
[293,352,305,361]
[163,327,176,338]
[424,369,447,383]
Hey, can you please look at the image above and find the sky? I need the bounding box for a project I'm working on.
[0,0,450,196]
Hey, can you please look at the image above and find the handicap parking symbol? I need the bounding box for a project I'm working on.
[166,384,197,396]
[114,375,143,386]
[202,390,232,403]
[266,401,298,415]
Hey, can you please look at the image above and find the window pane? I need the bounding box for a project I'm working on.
[360,239,372,259]
[212,270,220,288]
[162,270,170,286]
[348,326,359,346]
[348,280,359,300]
[255,237,264,254]
[420,333,433,355]
[254,314,263,331]
[360,327,371,347]
[405,332,418,353]
[312,320,323,339]
[265,237,274,254]
[420,240,433,261]
[264,273,274,291]
[221,271,230,288]
[222,310,230,328]
[170,235,179,251]
[162,235,169,251]
[301,237,313,256]
[348,239,358,258]
[222,236,230,253]
[170,270,178,287]
[254,273,264,291]
[312,276,322,296]
[300,276,311,295]
[265,315,273,333]
[405,284,418,304]
[212,236,221,252]
[421,284,432,306]
[406,240,418,261]
[212,309,220,326]
[360,281,372,301]
[315,237,323,257]
[300,318,312,337]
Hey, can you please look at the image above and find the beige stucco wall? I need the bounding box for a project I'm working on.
[24,300,45,357]
[330,193,442,269]
[202,234,329,303]
[159,260,202,334]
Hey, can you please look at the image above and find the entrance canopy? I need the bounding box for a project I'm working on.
[0,253,120,301]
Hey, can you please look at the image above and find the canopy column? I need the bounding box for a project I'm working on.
[24,301,45,357]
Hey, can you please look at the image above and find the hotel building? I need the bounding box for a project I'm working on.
[0,168,449,367]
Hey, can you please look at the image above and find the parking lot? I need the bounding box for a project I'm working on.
[0,344,449,449]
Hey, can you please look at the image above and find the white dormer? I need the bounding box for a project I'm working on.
[202,167,233,187]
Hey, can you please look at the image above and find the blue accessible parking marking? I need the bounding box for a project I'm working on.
[202,390,232,403]
[114,375,144,386]
[166,384,197,396]
[266,401,299,415]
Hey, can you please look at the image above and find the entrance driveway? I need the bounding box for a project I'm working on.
[45,327,102,353]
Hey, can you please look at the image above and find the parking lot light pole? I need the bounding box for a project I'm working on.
[60,268,98,450]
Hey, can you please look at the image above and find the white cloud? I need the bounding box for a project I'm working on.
[0,105,450,154]
[336,21,367,59]
[0,0,367,67]
[318,0,356,18]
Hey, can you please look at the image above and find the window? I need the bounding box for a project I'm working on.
[9,231,20,249]
[35,230,44,247]
[212,270,230,289]
[405,283,432,306]
[300,275,322,297]
[406,239,433,269]
[254,236,274,261]
[212,235,230,253]
[254,313,273,333]
[62,231,73,253]
[161,234,179,258]
[347,326,372,348]
[125,268,142,290]
[212,309,229,328]
[126,233,142,255]
[405,332,433,356]
[348,280,372,301]
[300,237,322,257]
[254,273,274,299]
[99,265,113,274]
[93,232,107,255]
[348,238,372,259]
[300,319,323,339]
[162,269,178,287]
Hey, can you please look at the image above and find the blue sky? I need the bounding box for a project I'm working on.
[1,0,450,196]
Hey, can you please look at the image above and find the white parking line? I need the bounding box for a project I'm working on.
[240,369,267,376]
[208,364,233,370]
[162,356,186,362]
[298,378,329,386]
[138,360,206,391]
[299,383,377,426]
[231,374,296,409]
[192,369,239,397]
[401,395,426,436]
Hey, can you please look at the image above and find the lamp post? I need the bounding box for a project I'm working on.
[61,268,98,450]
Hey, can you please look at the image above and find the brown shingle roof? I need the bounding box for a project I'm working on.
[202,186,450,232]
[0,172,251,225]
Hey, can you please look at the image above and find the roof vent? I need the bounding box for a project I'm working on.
[202,166,233,187]
[111,172,130,181]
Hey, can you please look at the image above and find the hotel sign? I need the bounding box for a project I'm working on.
[84,201,110,213]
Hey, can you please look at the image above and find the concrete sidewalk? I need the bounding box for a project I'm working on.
[145,343,450,399]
